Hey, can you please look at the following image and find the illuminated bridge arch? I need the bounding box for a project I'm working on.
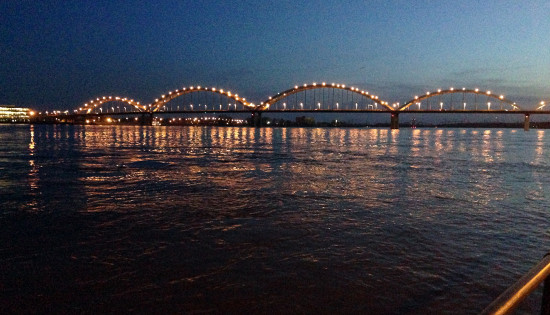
[151,86,255,112]
[259,82,393,111]
[400,88,521,111]
[77,96,147,114]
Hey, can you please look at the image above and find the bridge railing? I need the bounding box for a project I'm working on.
[480,253,550,315]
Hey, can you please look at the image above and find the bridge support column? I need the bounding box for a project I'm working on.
[390,112,399,129]
[524,114,530,131]
[141,113,153,126]
[252,112,262,128]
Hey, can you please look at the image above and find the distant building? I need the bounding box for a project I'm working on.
[0,105,33,122]
[296,116,315,126]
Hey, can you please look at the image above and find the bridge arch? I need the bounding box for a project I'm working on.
[77,96,147,114]
[259,82,393,111]
[151,86,255,112]
[400,88,521,111]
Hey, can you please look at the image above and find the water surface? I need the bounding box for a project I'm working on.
[1,124,549,313]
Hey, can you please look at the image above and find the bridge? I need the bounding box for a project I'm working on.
[43,82,550,130]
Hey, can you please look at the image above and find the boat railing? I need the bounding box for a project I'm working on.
[480,253,550,315]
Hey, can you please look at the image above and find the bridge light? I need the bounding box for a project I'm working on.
[303,83,307,87]
[169,92,172,95]
[437,89,441,93]
[103,96,106,99]
[342,84,345,88]
[475,88,479,92]
[115,97,120,100]
[336,84,340,87]
[109,96,112,99]
[487,91,491,95]
[322,82,326,86]
[450,87,454,91]
[426,92,430,95]
[155,99,159,102]
[414,96,418,99]
[220,89,224,93]
[162,95,165,98]
[499,95,504,99]
[197,86,201,89]
[294,85,298,89]
[313,83,317,86]
[269,96,272,100]
[190,86,194,89]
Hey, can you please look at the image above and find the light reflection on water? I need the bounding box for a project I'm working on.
[1,124,550,314]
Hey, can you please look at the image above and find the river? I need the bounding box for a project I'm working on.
[1,124,549,314]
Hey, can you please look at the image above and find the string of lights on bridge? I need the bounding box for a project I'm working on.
[65,82,550,115]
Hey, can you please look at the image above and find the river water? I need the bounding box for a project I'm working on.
[1,124,549,314]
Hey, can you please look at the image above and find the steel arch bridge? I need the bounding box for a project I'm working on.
[400,88,521,111]
[76,96,147,114]
[150,85,255,112]
[259,82,393,111]
[66,81,550,131]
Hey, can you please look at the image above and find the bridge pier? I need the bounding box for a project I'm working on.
[141,113,153,126]
[524,114,530,131]
[390,112,399,129]
[252,112,262,127]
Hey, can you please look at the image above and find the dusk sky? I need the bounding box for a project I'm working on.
[1,0,549,111]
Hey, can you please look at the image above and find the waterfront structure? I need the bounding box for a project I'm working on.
[39,82,550,130]
[0,105,33,123]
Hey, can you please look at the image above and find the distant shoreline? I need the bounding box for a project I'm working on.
[3,122,550,129]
